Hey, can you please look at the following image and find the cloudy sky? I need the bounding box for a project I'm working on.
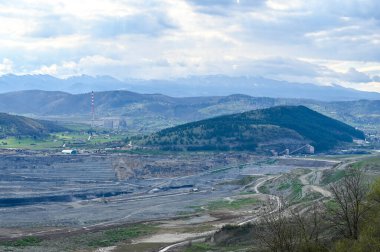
[0,0,379,91]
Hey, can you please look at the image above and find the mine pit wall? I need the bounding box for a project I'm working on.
[0,154,115,207]
[0,153,339,230]
[0,153,334,208]
[0,152,255,179]
[0,153,255,207]
[0,153,212,181]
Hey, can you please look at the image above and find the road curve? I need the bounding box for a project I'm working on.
[158,175,282,251]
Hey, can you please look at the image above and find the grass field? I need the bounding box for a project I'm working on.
[290,178,303,200]
[0,136,62,149]
[0,131,126,150]
[184,242,251,252]
[207,197,259,211]
[351,156,380,171]
[86,224,157,247]
[321,169,346,185]
[0,224,158,251]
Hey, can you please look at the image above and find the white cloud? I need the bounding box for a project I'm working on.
[341,68,372,83]
[0,58,13,75]
[0,0,378,90]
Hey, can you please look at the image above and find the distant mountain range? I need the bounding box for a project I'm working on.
[139,106,364,153]
[1,74,380,101]
[0,113,66,137]
[1,90,380,132]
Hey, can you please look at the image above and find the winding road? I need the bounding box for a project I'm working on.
[299,170,332,197]
[158,175,282,252]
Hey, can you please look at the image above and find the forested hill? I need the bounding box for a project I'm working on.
[0,113,66,137]
[141,106,365,152]
[2,90,380,133]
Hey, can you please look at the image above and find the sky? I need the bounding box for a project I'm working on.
[0,0,379,91]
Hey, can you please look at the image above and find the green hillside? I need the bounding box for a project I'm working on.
[0,113,66,138]
[2,90,380,133]
[141,106,365,152]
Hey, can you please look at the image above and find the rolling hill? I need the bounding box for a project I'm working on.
[1,90,380,132]
[140,106,365,153]
[0,113,66,137]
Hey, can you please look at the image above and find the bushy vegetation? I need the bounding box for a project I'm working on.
[351,156,380,171]
[331,178,380,251]
[141,106,364,152]
[0,112,66,138]
[202,158,380,252]
[0,236,42,247]
[86,224,157,247]
[265,168,379,252]
[321,169,346,185]
[290,179,303,201]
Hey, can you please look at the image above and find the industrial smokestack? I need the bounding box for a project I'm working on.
[91,91,95,128]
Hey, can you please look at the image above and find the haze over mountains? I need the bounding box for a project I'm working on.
[2,74,380,132]
[1,74,380,101]
[1,90,380,133]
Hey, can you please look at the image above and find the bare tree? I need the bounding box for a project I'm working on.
[255,201,325,252]
[291,202,324,249]
[327,168,369,240]
[255,205,299,252]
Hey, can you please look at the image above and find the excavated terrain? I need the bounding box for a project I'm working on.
[0,152,336,240]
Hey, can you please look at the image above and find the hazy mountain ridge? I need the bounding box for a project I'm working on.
[1,90,380,131]
[139,106,365,152]
[1,74,380,101]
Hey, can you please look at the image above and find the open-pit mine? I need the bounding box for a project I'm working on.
[0,150,340,251]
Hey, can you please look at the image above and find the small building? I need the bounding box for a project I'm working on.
[270,150,278,156]
[305,144,315,154]
[284,148,290,155]
[62,149,77,155]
